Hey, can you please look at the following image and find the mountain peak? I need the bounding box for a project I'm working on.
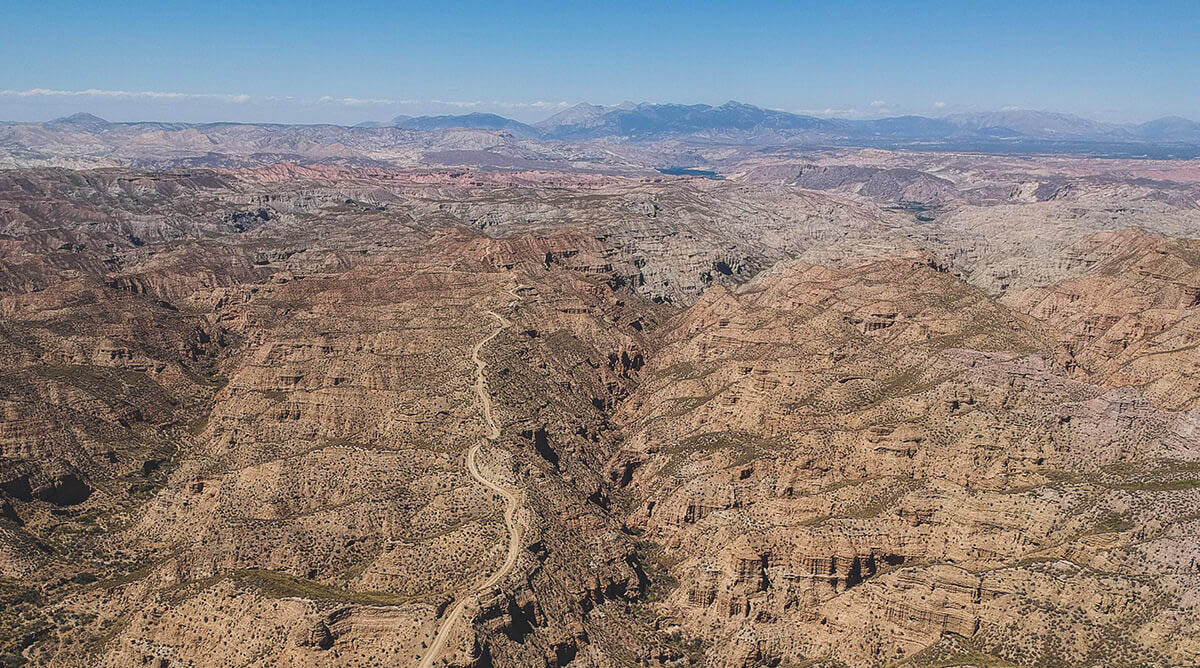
[47,112,109,127]
[534,103,610,131]
[392,112,540,137]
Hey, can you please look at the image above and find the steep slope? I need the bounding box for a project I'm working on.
[1007,229,1200,409]
[610,257,1200,667]
[1,160,1199,667]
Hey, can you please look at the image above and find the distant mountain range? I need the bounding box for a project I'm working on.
[357,101,1200,145]
[10,104,1200,161]
[363,113,542,138]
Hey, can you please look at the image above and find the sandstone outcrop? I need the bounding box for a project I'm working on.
[1,150,1198,667]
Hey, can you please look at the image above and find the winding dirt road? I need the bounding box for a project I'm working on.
[417,309,523,668]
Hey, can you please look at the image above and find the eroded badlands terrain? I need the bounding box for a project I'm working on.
[1,144,1200,667]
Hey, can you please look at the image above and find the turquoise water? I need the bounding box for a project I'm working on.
[657,167,722,179]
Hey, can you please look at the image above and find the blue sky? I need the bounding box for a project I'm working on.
[1,0,1196,124]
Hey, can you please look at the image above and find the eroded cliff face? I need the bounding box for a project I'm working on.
[1,158,1199,668]
[610,253,1200,667]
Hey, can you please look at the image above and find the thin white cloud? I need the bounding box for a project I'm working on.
[428,99,484,108]
[316,95,398,106]
[0,88,252,103]
[795,107,866,118]
[492,100,572,109]
[0,88,574,111]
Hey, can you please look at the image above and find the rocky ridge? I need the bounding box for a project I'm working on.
[0,150,1198,667]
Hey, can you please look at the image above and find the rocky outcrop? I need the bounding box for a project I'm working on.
[1,154,1199,668]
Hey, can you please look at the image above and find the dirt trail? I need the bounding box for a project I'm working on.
[417,307,523,668]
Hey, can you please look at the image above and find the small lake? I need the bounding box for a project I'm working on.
[657,167,722,179]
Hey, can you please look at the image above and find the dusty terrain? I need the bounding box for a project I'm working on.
[1,133,1199,667]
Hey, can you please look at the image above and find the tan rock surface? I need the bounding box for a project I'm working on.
[1,151,1198,667]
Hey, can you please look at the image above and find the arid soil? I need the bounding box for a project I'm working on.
[1,143,1199,667]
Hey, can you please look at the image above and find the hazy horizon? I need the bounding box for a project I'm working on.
[2,99,1197,129]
